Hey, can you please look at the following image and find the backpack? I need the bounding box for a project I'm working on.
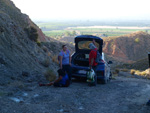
[93,50,102,63]
[58,50,69,62]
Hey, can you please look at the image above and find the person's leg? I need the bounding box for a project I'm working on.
[146,100,150,106]
[92,66,97,86]
[53,82,62,87]
[62,65,72,82]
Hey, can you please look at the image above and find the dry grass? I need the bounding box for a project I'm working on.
[44,69,57,82]
[52,55,59,64]
[47,52,51,57]
[130,69,150,77]
[130,69,135,75]
[120,69,129,72]
[48,52,59,64]
[114,69,120,74]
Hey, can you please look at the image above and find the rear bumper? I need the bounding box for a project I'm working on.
[71,63,105,77]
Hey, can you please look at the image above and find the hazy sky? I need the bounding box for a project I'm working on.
[11,0,150,21]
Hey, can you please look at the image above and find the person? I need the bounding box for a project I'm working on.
[39,69,70,87]
[88,41,98,86]
[146,99,150,106]
[59,45,72,83]
[89,42,98,70]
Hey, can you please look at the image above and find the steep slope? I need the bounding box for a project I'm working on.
[103,31,150,63]
[0,0,57,85]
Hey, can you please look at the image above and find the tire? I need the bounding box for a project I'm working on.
[109,72,112,81]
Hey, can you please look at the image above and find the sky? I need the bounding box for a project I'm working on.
[11,0,150,21]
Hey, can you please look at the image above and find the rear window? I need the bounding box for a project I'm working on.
[78,41,99,50]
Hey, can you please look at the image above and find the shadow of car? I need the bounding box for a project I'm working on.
[71,35,112,84]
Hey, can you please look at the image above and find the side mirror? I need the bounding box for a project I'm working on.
[108,61,113,64]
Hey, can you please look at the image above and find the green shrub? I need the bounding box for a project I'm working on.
[24,26,38,42]
[36,41,41,47]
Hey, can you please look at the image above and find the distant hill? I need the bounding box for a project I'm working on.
[103,31,150,63]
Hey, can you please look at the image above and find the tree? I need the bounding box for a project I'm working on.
[71,30,76,36]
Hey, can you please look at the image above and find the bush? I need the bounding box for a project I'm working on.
[24,26,38,42]
[41,58,50,67]
[36,41,41,47]
[44,69,56,82]
[115,69,120,74]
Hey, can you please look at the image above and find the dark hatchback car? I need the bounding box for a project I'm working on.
[71,35,112,84]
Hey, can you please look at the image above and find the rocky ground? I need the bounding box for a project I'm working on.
[0,74,150,113]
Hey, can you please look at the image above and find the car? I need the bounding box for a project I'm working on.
[71,35,112,84]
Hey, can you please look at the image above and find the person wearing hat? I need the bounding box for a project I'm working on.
[88,40,98,86]
[89,41,98,70]
[39,69,70,87]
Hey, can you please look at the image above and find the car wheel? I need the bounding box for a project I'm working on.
[109,72,112,81]
[102,72,109,84]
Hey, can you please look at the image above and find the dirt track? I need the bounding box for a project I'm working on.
[0,76,150,113]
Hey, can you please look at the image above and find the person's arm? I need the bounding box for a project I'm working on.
[93,39,96,46]
[60,56,63,69]
[46,76,63,86]
[69,53,71,66]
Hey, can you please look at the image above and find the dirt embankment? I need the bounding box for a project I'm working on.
[0,75,150,113]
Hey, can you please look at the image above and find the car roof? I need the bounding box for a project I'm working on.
[75,35,103,41]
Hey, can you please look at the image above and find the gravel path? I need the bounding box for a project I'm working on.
[0,76,150,113]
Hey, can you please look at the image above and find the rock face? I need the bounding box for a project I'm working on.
[103,31,150,63]
[0,0,57,85]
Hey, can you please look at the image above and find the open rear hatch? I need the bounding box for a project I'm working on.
[71,35,104,77]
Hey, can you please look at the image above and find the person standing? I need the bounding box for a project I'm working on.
[89,42,98,70]
[59,45,72,83]
[88,42,98,86]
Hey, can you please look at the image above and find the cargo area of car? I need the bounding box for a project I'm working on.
[72,53,89,67]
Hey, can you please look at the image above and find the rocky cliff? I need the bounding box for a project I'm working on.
[103,31,150,63]
[0,0,57,85]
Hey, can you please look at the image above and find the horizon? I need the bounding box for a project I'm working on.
[11,0,150,22]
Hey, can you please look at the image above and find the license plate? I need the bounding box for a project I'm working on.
[79,70,86,74]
